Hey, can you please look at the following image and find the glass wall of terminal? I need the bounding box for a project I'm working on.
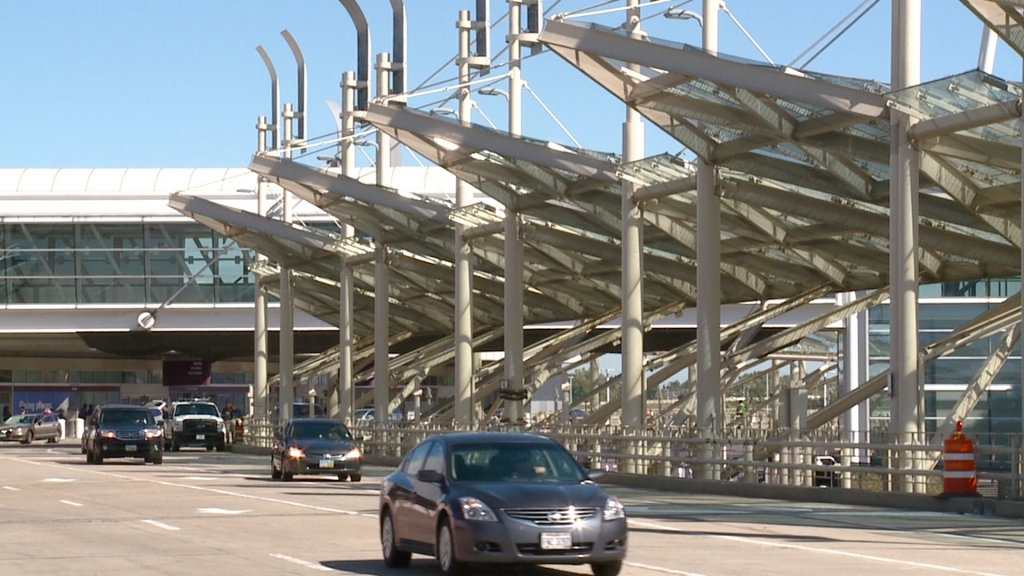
[867,280,1023,453]
[0,223,255,305]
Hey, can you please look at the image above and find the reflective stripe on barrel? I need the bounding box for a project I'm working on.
[943,433,977,495]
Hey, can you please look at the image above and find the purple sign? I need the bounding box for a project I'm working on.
[162,360,212,386]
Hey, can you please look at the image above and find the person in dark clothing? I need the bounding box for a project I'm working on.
[2,405,11,421]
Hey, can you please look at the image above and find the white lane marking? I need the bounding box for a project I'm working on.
[198,508,249,515]
[183,477,218,481]
[269,554,333,572]
[142,519,180,531]
[43,478,76,483]
[3,486,20,491]
[629,519,1010,576]
[60,500,83,507]
[626,561,706,576]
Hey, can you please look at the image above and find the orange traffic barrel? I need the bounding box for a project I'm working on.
[234,419,245,443]
[942,421,977,496]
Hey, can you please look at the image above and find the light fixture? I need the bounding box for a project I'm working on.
[664,9,703,27]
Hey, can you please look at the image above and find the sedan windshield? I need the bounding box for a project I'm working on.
[290,421,352,440]
[449,442,586,483]
[4,415,35,426]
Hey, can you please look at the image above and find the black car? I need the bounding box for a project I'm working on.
[379,432,627,576]
[270,418,362,482]
[84,405,163,465]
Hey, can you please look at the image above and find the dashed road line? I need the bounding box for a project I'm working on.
[626,562,707,576]
[142,519,179,531]
[2,486,20,491]
[60,500,83,507]
[270,554,333,572]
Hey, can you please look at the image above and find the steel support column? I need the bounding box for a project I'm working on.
[841,291,869,461]
[254,116,270,421]
[279,103,295,424]
[504,1,526,427]
[620,0,646,440]
[375,55,393,425]
[694,0,722,480]
[337,70,358,426]
[454,11,475,428]
[891,0,921,493]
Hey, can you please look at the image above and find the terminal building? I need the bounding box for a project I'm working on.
[3,1,1023,477]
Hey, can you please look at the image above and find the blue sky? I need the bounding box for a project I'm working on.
[2,0,1019,169]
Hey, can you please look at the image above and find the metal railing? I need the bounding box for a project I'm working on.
[236,419,1024,500]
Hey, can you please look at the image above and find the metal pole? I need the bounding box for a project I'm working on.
[374,53,392,427]
[254,116,270,422]
[841,291,865,460]
[279,103,295,424]
[621,0,646,440]
[454,10,475,428]
[504,1,526,427]
[891,0,921,493]
[979,26,998,74]
[281,30,307,154]
[695,0,722,481]
[374,241,390,426]
[338,70,357,426]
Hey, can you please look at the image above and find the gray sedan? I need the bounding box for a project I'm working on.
[0,413,61,444]
[379,432,627,576]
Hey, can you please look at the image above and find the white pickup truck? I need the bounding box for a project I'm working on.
[166,401,226,452]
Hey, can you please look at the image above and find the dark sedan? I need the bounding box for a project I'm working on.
[84,405,163,465]
[271,418,362,482]
[0,413,61,444]
[379,432,627,576]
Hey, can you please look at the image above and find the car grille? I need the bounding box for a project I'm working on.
[115,430,146,440]
[183,420,216,433]
[503,507,598,526]
[516,542,593,556]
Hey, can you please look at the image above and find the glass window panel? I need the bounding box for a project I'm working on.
[919,303,989,330]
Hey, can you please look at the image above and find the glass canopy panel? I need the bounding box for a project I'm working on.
[887,71,1021,145]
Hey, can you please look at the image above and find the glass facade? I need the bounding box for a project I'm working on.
[868,287,1023,448]
[1,223,255,305]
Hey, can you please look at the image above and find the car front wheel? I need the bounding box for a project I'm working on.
[591,561,623,576]
[437,517,466,576]
[381,510,411,568]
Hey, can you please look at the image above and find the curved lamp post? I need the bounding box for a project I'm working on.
[255,45,281,150]
[339,0,372,110]
[281,30,308,152]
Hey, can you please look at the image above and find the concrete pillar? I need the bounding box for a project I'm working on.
[279,103,295,424]
[253,116,270,422]
[454,11,475,428]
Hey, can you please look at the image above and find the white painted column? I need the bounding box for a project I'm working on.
[279,103,295,424]
[695,0,722,481]
[620,0,646,436]
[454,11,475,428]
[504,2,526,427]
[337,70,357,426]
[890,0,921,493]
[374,54,393,425]
[254,116,270,422]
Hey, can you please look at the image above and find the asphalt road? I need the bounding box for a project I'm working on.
[1,441,1023,576]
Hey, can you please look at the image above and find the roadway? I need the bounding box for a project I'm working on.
[1,441,1022,576]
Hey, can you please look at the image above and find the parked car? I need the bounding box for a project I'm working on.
[378,432,627,576]
[271,418,362,482]
[0,413,61,444]
[814,454,839,487]
[83,405,163,465]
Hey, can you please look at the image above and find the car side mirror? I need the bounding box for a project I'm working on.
[354,435,364,442]
[417,469,445,484]
[586,470,605,481]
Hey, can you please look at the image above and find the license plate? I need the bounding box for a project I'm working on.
[125,444,137,452]
[196,434,205,440]
[319,459,334,469]
[540,533,572,550]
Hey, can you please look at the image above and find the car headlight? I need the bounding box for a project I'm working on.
[173,421,183,431]
[342,448,361,460]
[99,429,117,439]
[145,428,163,439]
[459,497,498,522]
[286,447,305,459]
[217,421,225,431]
[603,496,625,520]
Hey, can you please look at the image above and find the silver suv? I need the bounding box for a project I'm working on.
[167,401,226,452]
